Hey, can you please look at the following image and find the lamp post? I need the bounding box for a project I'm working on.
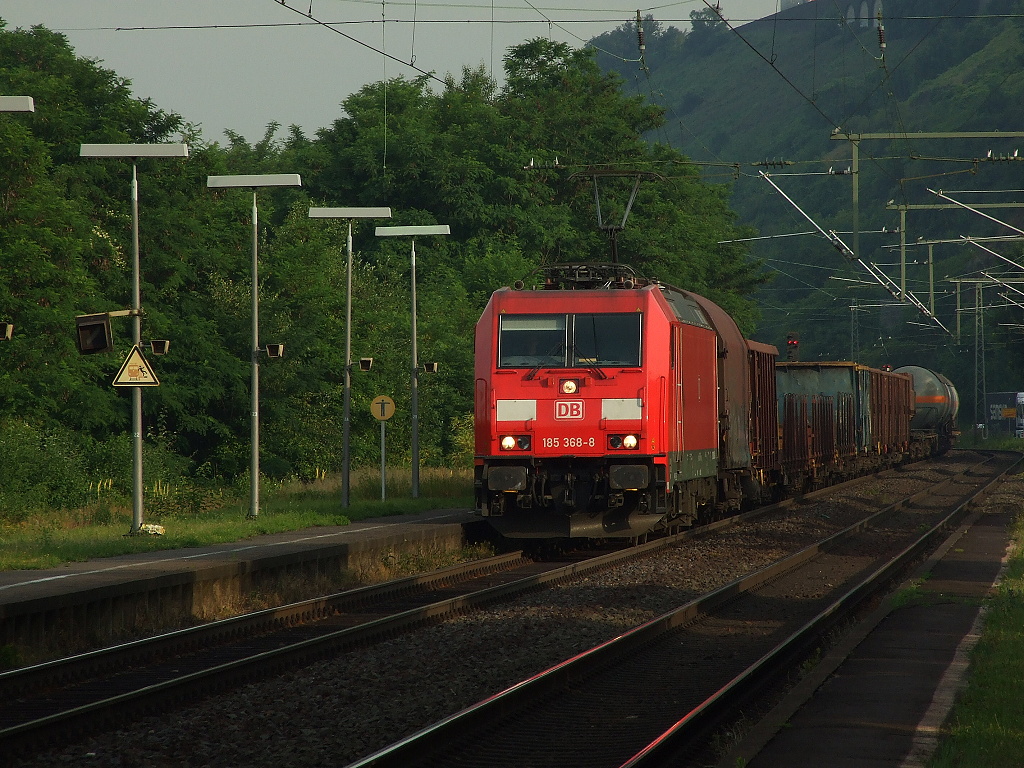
[0,96,34,112]
[80,143,189,535]
[1,96,34,342]
[308,207,392,508]
[207,174,302,519]
[374,225,450,498]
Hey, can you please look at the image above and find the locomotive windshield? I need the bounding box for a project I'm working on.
[498,313,641,368]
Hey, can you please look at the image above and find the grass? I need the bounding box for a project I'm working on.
[954,431,1024,451]
[928,510,1024,767]
[0,466,474,571]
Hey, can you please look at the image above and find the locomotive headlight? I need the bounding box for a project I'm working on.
[608,434,639,450]
[560,379,579,394]
[500,435,531,451]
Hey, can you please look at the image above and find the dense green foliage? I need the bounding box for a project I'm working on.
[0,21,764,515]
[594,1,1024,420]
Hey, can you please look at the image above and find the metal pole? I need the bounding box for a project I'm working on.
[342,221,353,508]
[249,191,260,519]
[928,243,935,316]
[410,238,419,499]
[955,280,962,344]
[381,421,386,501]
[899,207,906,300]
[974,284,982,435]
[851,138,860,261]
[850,299,859,361]
[979,285,987,438]
[130,163,144,534]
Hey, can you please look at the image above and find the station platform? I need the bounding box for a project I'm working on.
[722,501,1014,767]
[0,508,480,661]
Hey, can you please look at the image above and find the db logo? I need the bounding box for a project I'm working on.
[555,400,584,420]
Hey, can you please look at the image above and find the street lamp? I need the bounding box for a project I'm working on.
[0,96,34,112]
[375,224,450,498]
[80,143,189,535]
[207,174,302,519]
[0,98,34,344]
[308,206,392,508]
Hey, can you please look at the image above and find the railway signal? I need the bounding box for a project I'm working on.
[75,313,114,354]
[786,332,800,361]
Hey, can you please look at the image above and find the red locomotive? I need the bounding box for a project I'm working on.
[474,263,958,540]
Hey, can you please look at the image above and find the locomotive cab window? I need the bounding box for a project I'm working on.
[499,315,567,367]
[498,313,641,369]
[573,313,641,367]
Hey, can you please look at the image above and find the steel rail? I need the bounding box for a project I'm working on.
[618,451,1020,767]
[344,453,1013,768]
[0,550,528,701]
[0,550,535,752]
[0,456,965,756]
[0,503,786,754]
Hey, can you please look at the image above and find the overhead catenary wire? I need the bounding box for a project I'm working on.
[275,0,447,84]
[758,171,950,333]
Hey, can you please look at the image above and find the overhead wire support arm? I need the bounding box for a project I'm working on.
[981,272,1024,300]
[961,236,1024,272]
[928,188,1024,236]
[758,171,950,334]
[757,170,856,259]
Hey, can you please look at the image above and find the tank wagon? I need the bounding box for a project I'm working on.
[894,365,960,455]
[474,264,959,540]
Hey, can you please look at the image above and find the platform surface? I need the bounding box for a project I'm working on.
[734,508,1011,768]
[0,508,477,610]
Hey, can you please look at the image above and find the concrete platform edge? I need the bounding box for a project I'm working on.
[0,515,477,658]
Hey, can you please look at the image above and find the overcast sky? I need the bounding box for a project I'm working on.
[2,1,783,143]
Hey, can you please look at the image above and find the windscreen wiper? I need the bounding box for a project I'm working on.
[524,342,565,380]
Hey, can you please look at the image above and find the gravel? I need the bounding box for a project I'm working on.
[14,451,1012,768]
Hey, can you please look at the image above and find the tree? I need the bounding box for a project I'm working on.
[687,8,730,55]
[0,19,768,498]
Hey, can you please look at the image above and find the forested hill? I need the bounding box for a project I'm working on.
[598,0,1024,166]
[594,0,1024,401]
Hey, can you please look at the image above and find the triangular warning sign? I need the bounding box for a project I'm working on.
[113,345,160,387]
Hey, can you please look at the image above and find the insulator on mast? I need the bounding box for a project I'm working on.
[636,10,645,53]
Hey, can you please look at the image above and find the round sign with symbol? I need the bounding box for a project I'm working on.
[371,395,396,421]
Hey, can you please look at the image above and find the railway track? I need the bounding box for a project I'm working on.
[347,451,1019,768]
[5,452,1009,764]
[0,550,538,754]
[0,497,810,757]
